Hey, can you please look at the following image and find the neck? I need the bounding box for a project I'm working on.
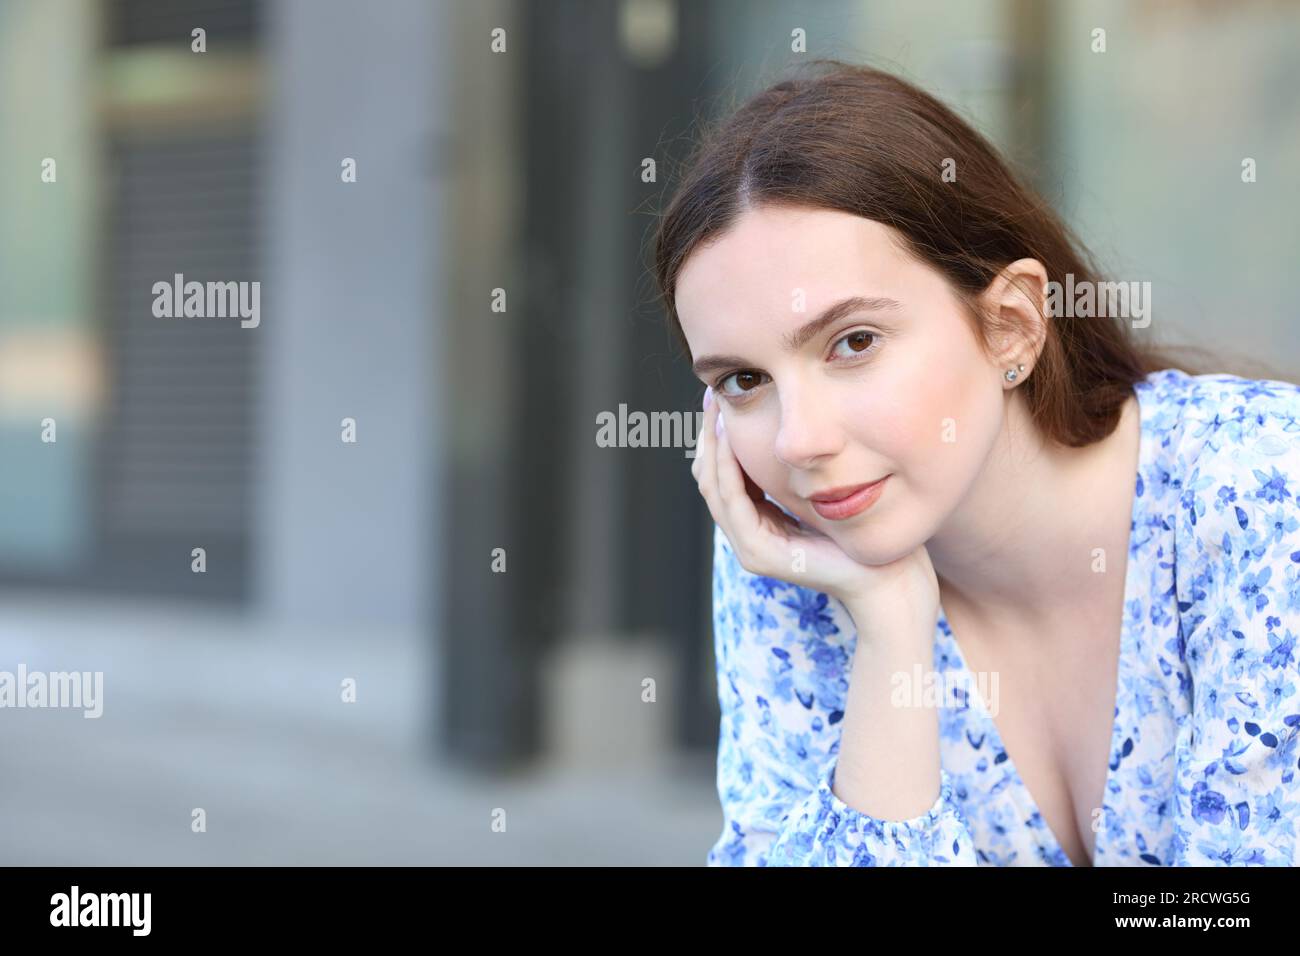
[926,388,1140,635]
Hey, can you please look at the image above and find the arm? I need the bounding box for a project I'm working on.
[1170,403,1300,865]
[706,523,978,866]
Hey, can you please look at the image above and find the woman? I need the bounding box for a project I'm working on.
[652,60,1300,866]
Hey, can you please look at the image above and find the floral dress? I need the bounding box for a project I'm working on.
[707,368,1300,866]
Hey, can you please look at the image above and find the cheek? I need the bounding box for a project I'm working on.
[726,419,779,489]
[840,341,999,496]
[837,361,955,467]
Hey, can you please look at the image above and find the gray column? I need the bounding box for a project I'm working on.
[256,0,449,631]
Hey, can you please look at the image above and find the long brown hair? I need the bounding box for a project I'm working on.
[652,59,1276,448]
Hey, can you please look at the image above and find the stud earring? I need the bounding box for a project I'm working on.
[1005,363,1026,383]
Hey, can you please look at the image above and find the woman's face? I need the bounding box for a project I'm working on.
[676,204,1008,567]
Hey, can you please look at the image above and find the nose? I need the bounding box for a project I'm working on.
[772,385,843,470]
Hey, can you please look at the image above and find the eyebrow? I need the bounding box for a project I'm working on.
[690,295,903,378]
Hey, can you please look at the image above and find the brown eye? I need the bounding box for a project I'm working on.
[718,370,769,398]
[830,329,879,359]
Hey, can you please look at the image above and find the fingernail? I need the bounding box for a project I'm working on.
[714,412,725,438]
[703,386,713,410]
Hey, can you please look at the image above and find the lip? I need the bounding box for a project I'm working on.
[808,476,890,520]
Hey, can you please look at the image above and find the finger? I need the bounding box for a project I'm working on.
[753,496,804,536]
[691,393,715,481]
[713,410,783,569]
[742,468,766,506]
[737,467,802,535]
[693,399,722,518]
[716,419,813,559]
[713,410,749,510]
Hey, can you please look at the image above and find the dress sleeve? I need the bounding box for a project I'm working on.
[705,522,978,866]
[1170,405,1300,865]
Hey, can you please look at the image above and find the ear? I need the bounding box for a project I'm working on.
[975,257,1049,374]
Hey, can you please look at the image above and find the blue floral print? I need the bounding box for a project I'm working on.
[707,368,1300,866]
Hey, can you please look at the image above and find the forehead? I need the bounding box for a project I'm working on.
[675,206,914,340]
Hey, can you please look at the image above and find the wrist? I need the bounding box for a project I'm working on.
[842,596,939,649]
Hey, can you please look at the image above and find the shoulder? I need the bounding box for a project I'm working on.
[1140,368,1300,453]
[1163,370,1300,654]
[1133,368,1300,539]
[1175,370,1300,436]
[1165,371,1300,532]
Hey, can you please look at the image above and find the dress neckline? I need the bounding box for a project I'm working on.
[933,374,1154,866]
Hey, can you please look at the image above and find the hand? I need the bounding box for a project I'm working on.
[692,386,940,617]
